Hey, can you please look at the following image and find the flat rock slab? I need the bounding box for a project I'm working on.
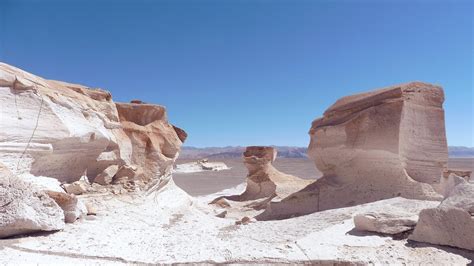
[353,200,438,235]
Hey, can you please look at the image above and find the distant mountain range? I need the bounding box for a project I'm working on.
[448,146,474,158]
[180,146,474,159]
[180,146,307,159]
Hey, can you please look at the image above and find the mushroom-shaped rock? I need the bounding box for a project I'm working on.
[237,146,312,201]
[258,82,446,220]
[409,182,474,251]
[210,147,312,219]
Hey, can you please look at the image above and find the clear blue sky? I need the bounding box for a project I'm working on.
[1,0,472,147]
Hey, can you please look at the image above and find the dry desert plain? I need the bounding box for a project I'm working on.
[174,158,474,196]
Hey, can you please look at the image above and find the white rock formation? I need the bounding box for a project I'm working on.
[0,62,185,189]
[238,146,313,201]
[46,191,87,223]
[11,173,87,224]
[259,82,446,220]
[113,102,185,185]
[174,159,229,173]
[353,200,438,235]
[209,147,313,220]
[443,169,471,182]
[410,182,474,251]
[0,165,65,238]
[93,164,119,185]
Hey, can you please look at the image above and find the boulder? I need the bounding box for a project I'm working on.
[443,169,471,182]
[94,164,119,185]
[258,82,446,220]
[114,164,142,184]
[13,174,87,223]
[434,173,467,197]
[46,191,87,223]
[409,182,474,251]
[0,166,65,238]
[353,200,438,235]
[63,180,89,195]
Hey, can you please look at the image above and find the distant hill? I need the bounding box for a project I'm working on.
[448,146,474,158]
[180,146,474,159]
[180,146,307,159]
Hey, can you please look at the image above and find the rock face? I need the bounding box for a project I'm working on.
[113,102,184,185]
[0,62,185,189]
[410,182,474,251]
[0,165,65,238]
[259,82,446,220]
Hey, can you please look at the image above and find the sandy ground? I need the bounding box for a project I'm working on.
[174,158,322,196]
[1,158,473,264]
[174,158,473,196]
[1,179,473,264]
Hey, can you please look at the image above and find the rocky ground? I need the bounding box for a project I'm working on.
[1,181,473,265]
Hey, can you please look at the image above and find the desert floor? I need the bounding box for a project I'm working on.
[174,158,474,196]
[1,158,473,264]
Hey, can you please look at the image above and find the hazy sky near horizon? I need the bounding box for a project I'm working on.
[1,0,472,147]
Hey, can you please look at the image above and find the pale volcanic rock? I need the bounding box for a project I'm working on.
[353,200,438,235]
[63,180,89,195]
[0,166,65,238]
[46,191,87,223]
[115,102,184,185]
[434,173,467,197]
[13,174,87,224]
[258,82,446,220]
[443,169,472,181]
[113,164,142,184]
[93,164,119,185]
[0,62,185,191]
[233,146,312,201]
[0,63,120,183]
[174,159,229,173]
[210,147,313,220]
[410,182,474,251]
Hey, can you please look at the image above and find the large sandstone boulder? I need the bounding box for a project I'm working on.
[0,62,185,190]
[258,82,446,220]
[0,165,65,238]
[409,182,474,251]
